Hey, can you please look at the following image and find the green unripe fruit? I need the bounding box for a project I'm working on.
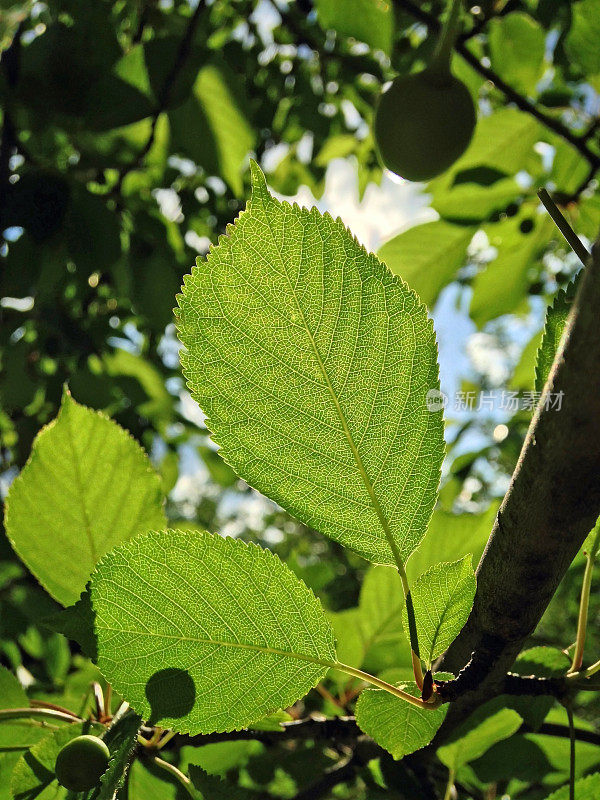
[55,735,110,792]
[374,70,476,182]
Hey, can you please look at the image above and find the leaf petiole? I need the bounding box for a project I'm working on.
[401,576,424,689]
[443,767,456,800]
[152,756,195,798]
[569,520,600,673]
[569,658,600,680]
[0,707,82,724]
[333,662,441,710]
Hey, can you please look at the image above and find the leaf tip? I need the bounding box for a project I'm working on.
[249,158,269,200]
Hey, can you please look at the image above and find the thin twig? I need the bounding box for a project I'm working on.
[30,699,83,716]
[443,768,455,800]
[0,707,82,724]
[113,0,206,193]
[538,189,591,265]
[0,23,22,224]
[531,722,600,748]
[569,522,600,672]
[151,756,195,798]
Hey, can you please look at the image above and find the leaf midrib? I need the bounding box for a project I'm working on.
[64,404,97,563]
[261,204,405,574]
[97,625,336,670]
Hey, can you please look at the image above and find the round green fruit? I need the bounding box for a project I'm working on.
[374,70,476,182]
[55,734,110,792]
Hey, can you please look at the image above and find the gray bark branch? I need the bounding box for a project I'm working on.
[436,237,600,735]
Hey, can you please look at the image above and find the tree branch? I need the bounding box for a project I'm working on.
[291,752,361,800]
[436,236,600,735]
[530,722,600,748]
[392,0,600,187]
[436,669,600,702]
[0,24,22,227]
[171,715,362,748]
[113,0,206,192]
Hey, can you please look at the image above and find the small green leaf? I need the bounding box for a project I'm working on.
[544,772,600,799]
[488,13,545,96]
[0,665,27,710]
[91,529,336,733]
[437,702,522,770]
[179,740,262,777]
[5,390,165,606]
[355,673,450,759]
[402,557,476,667]
[511,329,544,391]
[249,710,294,732]
[314,0,394,54]
[535,277,580,393]
[566,0,600,75]
[177,162,444,569]
[378,220,473,307]
[328,608,365,680]
[355,565,412,675]
[407,503,498,582]
[169,61,255,197]
[470,214,553,326]
[0,666,50,752]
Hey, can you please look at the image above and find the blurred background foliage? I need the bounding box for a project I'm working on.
[0,0,600,797]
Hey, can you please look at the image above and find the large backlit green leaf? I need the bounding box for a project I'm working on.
[177,162,444,568]
[355,672,450,759]
[91,529,336,733]
[378,220,473,307]
[402,556,476,667]
[5,391,165,606]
